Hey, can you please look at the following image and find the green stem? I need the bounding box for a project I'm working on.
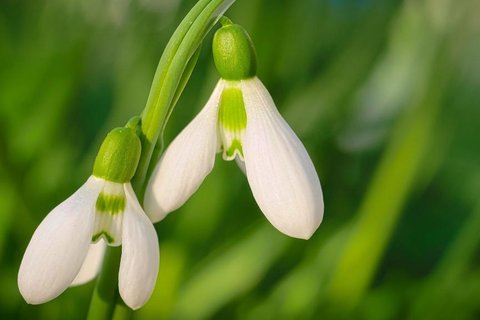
[86,247,123,320]
[87,1,236,319]
[147,46,202,180]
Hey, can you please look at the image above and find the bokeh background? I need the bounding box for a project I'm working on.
[1,0,480,319]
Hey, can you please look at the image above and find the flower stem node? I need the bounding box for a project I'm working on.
[213,21,257,80]
[93,127,141,183]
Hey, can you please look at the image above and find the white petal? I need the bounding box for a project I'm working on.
[18,176,103,304]
[235,157,247,175]
[144,80,224,222]
[91,181,125,246]
[70,240,106,286]
[241,78,324,240]
[119,184,159,310]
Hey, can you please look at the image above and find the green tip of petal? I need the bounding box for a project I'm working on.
[225,139,244,159]
[213,23,257,80]
[92,231,115,244]
[93,127,141,183]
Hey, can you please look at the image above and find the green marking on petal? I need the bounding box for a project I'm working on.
[219,86,247,132]
[92,231,115,244]
[95,192,126,215]
[226,139,244,158]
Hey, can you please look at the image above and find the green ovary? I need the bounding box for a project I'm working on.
[92,127,141,183]
[218,85,247,160]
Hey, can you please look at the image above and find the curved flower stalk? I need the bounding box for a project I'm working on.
[145,18,324,240]
[18,128,159,310]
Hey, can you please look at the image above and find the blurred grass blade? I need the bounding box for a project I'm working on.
[327,54,446,313]
[410,201,480,320]
[173,226,288,320]
[244,226,352,320]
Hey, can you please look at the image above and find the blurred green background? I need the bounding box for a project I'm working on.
[1,0,480,319]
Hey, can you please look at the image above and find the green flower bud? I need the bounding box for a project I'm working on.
[93,127,141,183]
[213,18,257,80]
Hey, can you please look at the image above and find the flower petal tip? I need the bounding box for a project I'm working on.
[274,210,323,240]
[241,77,325,241]
[18,280,55,305]
[143,189,170,223]
[120,295,143,310]
[17,176,102,306]
[120,185,160,311]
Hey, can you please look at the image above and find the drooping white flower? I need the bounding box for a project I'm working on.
[18,128,159,310]
[145,20,323,240]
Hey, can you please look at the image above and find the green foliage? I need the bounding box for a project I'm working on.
[1,0,480,319]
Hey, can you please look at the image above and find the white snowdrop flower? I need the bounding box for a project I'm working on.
[145,20,324,239]
[18,127,159,310]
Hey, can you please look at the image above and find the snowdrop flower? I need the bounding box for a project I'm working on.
[18,127,159,310]
[145,19,324,239]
